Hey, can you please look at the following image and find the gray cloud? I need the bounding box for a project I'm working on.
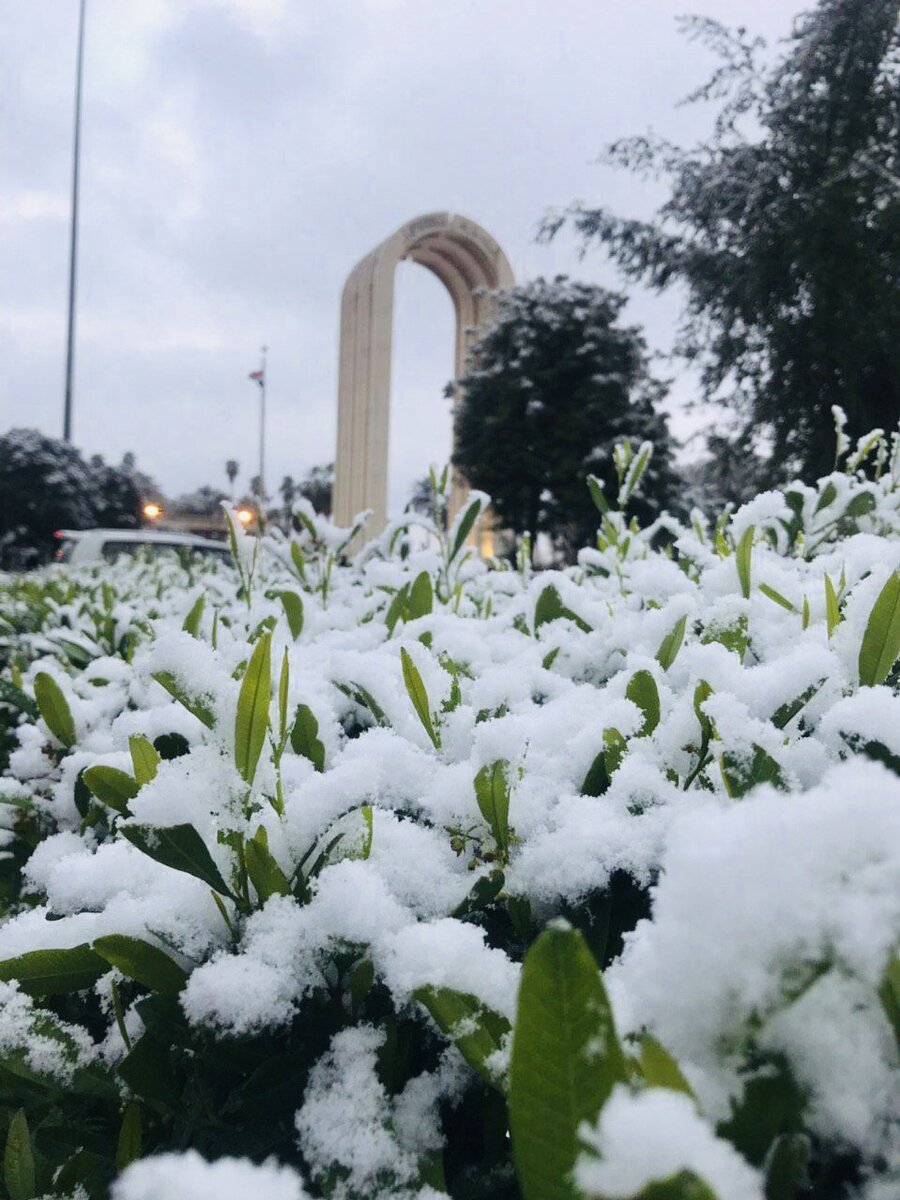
[1,0,802,513]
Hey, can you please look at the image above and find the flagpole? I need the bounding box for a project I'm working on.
[63,0,87,441]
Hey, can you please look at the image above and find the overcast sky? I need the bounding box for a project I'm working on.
[1,0,805,514]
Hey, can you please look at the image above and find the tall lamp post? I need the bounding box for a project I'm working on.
[63,0,87,442]
[248,345,268,505]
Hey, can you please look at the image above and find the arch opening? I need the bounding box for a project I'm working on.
[388,262,455,518]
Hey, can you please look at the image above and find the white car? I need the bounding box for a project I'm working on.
[54,528,232,566]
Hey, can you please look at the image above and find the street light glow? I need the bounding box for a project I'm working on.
[142,502,162,520]
[236,508,253,525]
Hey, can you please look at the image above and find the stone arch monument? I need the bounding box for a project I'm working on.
[333,212,514,539]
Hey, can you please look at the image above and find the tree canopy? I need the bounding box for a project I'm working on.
[546,0,900,483]
[297,463,334,516]
[0,429,144,567]
[452,278,680,558]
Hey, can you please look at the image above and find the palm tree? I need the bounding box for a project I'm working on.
[225,459,239,501]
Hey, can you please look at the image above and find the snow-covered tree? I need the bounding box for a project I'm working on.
[0,429,141,566]
[452,278,681,558]
[296,463,334,517]
[548,0,900,484]
[170,485,228,517]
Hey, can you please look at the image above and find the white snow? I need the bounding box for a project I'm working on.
[576,1087,763,1200]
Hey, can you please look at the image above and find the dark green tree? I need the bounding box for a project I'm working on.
[0,429,142,567]
[452,278,681,558]
[546,0,900,483]
[88,454,142,530]
[682,427,769,511]
[297,463,334,516]
[171,485,228,517]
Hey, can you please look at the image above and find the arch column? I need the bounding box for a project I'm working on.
[333,212,514,541]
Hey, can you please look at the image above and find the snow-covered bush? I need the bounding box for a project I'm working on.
[0,425,898,1200]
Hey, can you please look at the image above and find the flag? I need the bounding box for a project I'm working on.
[249,369,264,384]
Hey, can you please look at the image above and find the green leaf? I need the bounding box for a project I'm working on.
[632,1172,719,1200]
[587,474,609,515]
[384,583,410,635]
[878,954,900,1051]
[581,750,611,798]
[54,636,97,669]
[0,944,107,996]
[0,678,38,721]
[771,679,824,731]
[474,761,511,858]
[824,573,841,638]
[639,1035,695,1099]
[702,615,749,662]
[182,592,205,638]
[280,590,304,640]
[278,648,290,743]
[736,525,754,599]
[534,584,565,631]
[349,958,375,1016]
[857,738,900,776]
[453,869,505,919]
[858,571,900,686]
[33,671,76,748]
[408,572,434,620]
[764,1133,811,1200]
[509,923,627,1200]
[334,681,390,727]
[120,823,232,897]
[813,481,837,514]
[759,583,795,612]
[603,728,627,775]
[129,734,161,786]
[359,804,373,860]
[844,490,876,519]
[440,657,463,713]
[534,584,592,635]
[53,1149,105,1197]
[625,670,661,736]
[449,496,482,562]
[655,614,688,671]
[235,631,272,785]
[93,935,187,994]
[116,1101,143,1172]
[289,540,307,582]
[693,679,713,732]
[245,829,290,903]
[83,765,139,815]
[117,1032,179,1108]
[250,614,277,643]
[290,703,325,772]
[721,745,786,798]
[414,986,510,1085]
[73,767,92,819]
[4,1110,35,1200]
[400,647,440,750]
[720,1056,806,1166]
[152,671,215,729]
